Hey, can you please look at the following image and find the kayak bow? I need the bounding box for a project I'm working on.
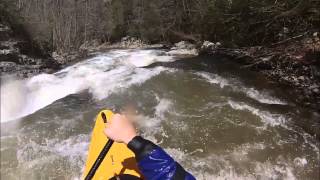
[83,110,142,180]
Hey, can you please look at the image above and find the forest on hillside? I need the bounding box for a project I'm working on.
[1,1,320,179]
[1,0,319,54]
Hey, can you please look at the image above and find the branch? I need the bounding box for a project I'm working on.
[270,32,307,46]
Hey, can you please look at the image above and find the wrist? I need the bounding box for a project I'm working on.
[127,136,158,161]
[123,133,137,145]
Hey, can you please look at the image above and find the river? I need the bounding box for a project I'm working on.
[1,49,319,179]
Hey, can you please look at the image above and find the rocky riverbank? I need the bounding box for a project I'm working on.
[50,36,166,65]
[2,25,319,110]
[0,23,60,78]
[145,36,320,110]
[53,37,199,65]
[200,35,320,110]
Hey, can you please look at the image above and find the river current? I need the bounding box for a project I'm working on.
[1,49,319,179]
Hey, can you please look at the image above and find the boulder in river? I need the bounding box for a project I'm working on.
[199,41,222,55]
[201,40,221,50]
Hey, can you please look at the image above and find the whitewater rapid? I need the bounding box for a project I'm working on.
[1,50,174,122]
[1,49,319,179]
[1,49,288,123]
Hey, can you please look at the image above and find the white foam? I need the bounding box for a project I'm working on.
[15,134,89,179]
[228,100,286,127]
[126,50,174,67]
[196,72,229,88]
[137,98,174,141]
[293,157,308,167]
[1,50,174,123]
[227,100,319,160]
[51,135,89,158]
[155,98,172,118]
[196,72,287,105]
[165,147,298,180]
[17,135,89,164]
[229,142,266,162]
[1,77,28,122]
[245,87,286,105]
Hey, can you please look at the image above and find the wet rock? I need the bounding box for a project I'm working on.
[119,36,147,48]
[311,65,320,80]
[79,39,101,53]
[167,48,198,56]
[0,24,12,41]
[52,52,65,64]
[298,76,305,81]
[172,41,196,50]
[309,84,320,94]
[0,61,17,72]
[201,41,221,51]
[51,51,83,65]
[147,44,166,49]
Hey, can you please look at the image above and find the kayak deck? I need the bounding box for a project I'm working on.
[83,110,141,180]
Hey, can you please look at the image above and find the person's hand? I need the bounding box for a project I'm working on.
[103,113,137,144]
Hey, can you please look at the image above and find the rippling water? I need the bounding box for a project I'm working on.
[1,49,319,179]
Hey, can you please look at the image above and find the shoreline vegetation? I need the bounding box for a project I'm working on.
[1,0,319,110]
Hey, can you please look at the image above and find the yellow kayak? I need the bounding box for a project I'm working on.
[83,110,142,180]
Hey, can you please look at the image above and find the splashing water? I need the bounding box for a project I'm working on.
[1,49,173,122]
[1,49,319,179]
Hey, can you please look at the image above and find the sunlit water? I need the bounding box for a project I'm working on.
[1,49,319,179]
